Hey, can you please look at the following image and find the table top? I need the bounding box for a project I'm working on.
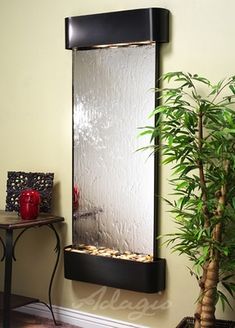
[0,210,64,230]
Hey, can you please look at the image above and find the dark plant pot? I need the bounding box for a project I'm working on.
[64,246,166,293]
[176,317,235,328]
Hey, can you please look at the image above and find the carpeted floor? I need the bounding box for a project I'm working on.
[0,310,81,327]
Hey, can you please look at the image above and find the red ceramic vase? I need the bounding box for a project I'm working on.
[19,189,41,220]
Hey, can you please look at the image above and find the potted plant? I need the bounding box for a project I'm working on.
[140,72,235,328]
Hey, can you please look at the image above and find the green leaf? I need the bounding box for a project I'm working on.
[222,274,235,281]
[162,156,176,165]
[222,282,235,297]
[217,290,233,311]
[137,129,154,137]
[176,181,189,190]
[229,84,235,94]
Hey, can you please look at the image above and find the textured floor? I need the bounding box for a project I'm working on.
[0,310,81,327]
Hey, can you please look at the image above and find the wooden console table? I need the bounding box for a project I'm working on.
[0,210,64,328]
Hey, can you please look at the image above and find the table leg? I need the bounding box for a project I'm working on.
[9,224,61,325]
[3,229,13,328]
[47,223,61,325]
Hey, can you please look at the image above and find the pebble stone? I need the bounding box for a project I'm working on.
[67,244,153,263]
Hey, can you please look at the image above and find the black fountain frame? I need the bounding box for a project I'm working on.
[64,7,170,293]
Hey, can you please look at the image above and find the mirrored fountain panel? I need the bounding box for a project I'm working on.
[73,45,155,255]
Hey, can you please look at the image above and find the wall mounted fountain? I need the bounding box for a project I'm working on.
[64,8,170,293]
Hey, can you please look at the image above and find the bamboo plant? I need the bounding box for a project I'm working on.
[141,72,235,328]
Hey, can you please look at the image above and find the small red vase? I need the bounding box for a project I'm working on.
[19,189,41,220]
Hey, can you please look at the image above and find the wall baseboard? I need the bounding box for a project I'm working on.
[16,303,147,328]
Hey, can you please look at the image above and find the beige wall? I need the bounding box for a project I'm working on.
[0,0,234,327]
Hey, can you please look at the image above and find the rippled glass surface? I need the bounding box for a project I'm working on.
[73,45,155,254]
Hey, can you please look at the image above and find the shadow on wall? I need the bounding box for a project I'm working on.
[52,181,62,215]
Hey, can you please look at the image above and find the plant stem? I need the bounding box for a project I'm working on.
[194,108,210,328]
[200,260,219,327]
[197,112,210,228]
[200,161,228,327]
[194,264,209,328]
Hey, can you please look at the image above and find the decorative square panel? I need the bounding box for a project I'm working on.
[6,171,54,213]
